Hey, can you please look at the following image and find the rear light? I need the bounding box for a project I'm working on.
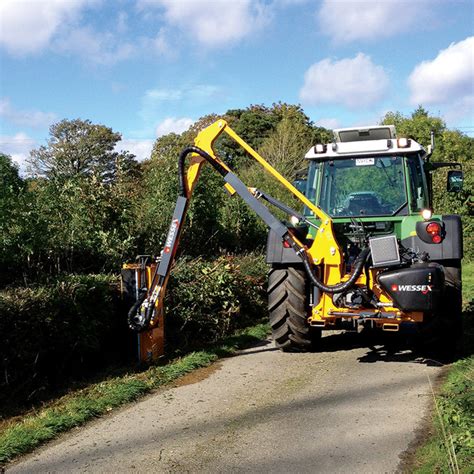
[426,222,441,234]
[425,221,443,244]
[283,240,291,248]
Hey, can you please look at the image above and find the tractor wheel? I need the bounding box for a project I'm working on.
[417,263,463,359]
[268,265,319,352]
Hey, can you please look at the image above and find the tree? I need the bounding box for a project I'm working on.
[27,119,136,182]
[217,105,331,251]
[24,119,141,273]
[382,106,445,148]
[0,154,25,277]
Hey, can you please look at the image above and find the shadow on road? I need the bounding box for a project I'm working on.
[319,330,454,366]
[233,330,456,366]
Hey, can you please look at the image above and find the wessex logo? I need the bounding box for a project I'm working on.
[164,219,179,254]
[391,284,433,295]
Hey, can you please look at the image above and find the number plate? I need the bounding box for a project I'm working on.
[355,158,374,166]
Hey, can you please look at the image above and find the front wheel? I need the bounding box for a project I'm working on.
[268,265,319,352]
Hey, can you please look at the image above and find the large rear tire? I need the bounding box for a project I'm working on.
[268,265,319,352]
[417,263,462,358]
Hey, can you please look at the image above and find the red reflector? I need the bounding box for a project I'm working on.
[283,241,291,248]
[432,234,442,244]
[426,222,441,234]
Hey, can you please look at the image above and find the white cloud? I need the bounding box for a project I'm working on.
[299,54,389,109]
[140,85,220,129]
[138,0,269,48]
[55,26,135,65]
[0,0,91,55]
[408,37,474,108]
[0,132,37,173]
[0,98,56,129]
[0,0,136,64]
[137,28,178,59]
[116,139,154,162]
[145,89,183,102]
[145,85,220,104]
[317,0,426,43]
[156,117,194,137]
[315,118,341,130]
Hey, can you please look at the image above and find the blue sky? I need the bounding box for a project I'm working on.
[1,0,473,171]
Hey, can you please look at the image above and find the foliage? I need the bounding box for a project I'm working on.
[0,252,267,409]
[27,119,137,181]
[463,262,474,309]
[0,154,27,280]
[2,120,142,280]
[165,254,267,352]
[0,274,126,407]
[0,323,270,465]
[138,132,225,256]
[413,357,474,474]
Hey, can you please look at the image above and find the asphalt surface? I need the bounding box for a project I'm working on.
[9,331,443,473]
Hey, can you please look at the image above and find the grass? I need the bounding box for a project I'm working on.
[412,261,474,473]
[462,262,474,307]
[0,323,270,466]
[412,358,474,473]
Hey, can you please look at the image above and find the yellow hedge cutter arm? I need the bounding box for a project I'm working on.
[126,119,342,359]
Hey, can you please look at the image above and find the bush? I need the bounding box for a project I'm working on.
[0,255,268,410]
[165,254,267,352]
[0,274,128,409]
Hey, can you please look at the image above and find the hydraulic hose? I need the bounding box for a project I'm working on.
[178,146,228,198]
[128,146,227,333]
[127,289,148,332]
[300,246,371,294]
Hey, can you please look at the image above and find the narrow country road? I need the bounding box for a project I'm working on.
[9,331,443,473]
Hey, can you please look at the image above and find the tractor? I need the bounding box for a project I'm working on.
[121,120,464,361]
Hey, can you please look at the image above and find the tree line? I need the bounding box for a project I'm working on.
[1,104,472,286]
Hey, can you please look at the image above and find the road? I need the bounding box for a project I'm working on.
[9,331,443,473]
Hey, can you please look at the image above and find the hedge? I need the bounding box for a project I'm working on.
[0,254,267,410]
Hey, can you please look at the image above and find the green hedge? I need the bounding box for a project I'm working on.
[0,274,126,409]
[165,254,267,352]
[0,254,268,410]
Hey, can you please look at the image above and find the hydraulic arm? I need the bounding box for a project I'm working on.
[126,119,354,357]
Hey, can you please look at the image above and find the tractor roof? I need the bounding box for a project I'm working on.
[305,125,424,160]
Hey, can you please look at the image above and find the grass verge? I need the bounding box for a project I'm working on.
[462,262,474,307]
[0,323,270,466]
[412,261,474,473]
[412,358,473,473]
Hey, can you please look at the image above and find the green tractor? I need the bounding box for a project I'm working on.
[266,125,464,353]
[123,120,464,361]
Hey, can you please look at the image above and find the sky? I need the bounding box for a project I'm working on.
[0,0,473,171]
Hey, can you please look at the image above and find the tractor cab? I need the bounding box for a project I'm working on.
[304,126,430,222]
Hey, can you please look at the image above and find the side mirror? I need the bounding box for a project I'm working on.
[447,170,463,192]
